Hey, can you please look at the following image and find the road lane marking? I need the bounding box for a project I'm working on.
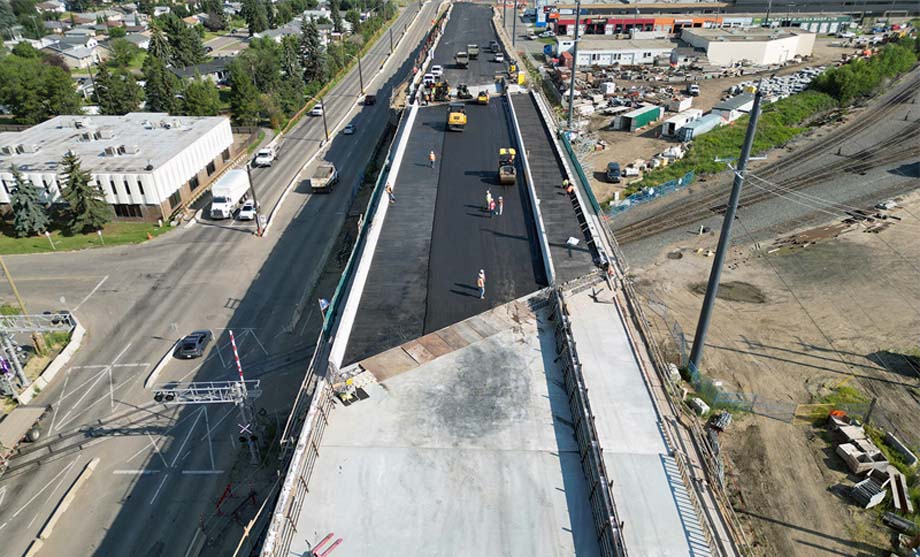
[0,486,6,507]
[54,377,134,432]
[10,459,78,519]
[180,470,224,475]
[198,407,234,442]
[49,368,71,432]
[250,330,269,355]
[71,364,149,369]
[170,408,204,468]
[72,275,109,312]
[124,410,201,464]
[113,470,160,475]
[54,368,110,431]
[150,475,168,505]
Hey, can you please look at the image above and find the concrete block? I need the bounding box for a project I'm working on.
[688,397,710,416]
[885,432,918,468]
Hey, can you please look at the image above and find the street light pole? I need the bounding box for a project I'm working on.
[389,26,394,53]
[357,53,365,94]
[512,1,517,45]
[503,0,507,31]
[687,84,766,375]
[320,96,329,142]
[566,0,582,129]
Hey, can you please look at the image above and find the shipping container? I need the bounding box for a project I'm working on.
[662,109,703,137]
[677,113,724,142]
[667,96,693,113]
[617,104,663,132]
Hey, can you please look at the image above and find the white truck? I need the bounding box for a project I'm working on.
[252,146,276,167]
[309,164,338,193]
[210,169,251,219]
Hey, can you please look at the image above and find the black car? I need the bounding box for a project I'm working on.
[174,330,213,359]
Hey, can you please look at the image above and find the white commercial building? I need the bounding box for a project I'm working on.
[557,37,676,67]
[681,27,816,66]
[0,113,234,221]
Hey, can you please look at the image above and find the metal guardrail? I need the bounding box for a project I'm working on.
[550,287,628,557]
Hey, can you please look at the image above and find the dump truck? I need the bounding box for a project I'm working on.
[1,405,50,478]
[447,103,467,131]
[477,90,490,105]
[467,44,479,60]
[309,163,338,193]
[498,148,516,185]
[455,51,469,68]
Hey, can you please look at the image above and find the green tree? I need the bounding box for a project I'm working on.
[60,152,111,234]
[160,14,205,67]
[345,9,360,34]
[108,26,127,38]
[330,0,342,33]
[237,37,280,92]
[142,54,180,113]
[179,75,221,116]
[275,1,293,26]
[0,0,17,32]
[0,54,81,124]
[108,37,140,67]
[148,24,171,61]
[9,167,48,238]
[95,65,142,114]
[203,0,227,32]
[228,60,261,125]
[241,0,268,36]
[299,18,325,84]
[11,41,39,57]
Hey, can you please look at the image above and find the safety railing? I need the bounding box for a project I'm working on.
[551,287,628,557]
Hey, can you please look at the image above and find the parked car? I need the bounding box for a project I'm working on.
[538,30,554,38]
[494,53,505,63]
[310,104,323,116]
[343,123,356,135]
[364,94,376,105]
[237,200,257,220]
[431,64,444,78]
[174,330,213,359]
[423,73,435,86]
[687,83,700,96]
[606,162,621,183]
[526,33,537,40]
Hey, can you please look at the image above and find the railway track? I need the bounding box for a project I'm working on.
[612,81,919,244]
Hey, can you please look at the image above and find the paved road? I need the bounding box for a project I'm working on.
[0,3,442,556]
[343,2,545,365]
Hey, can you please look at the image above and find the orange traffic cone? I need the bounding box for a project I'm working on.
[146,232,153,240]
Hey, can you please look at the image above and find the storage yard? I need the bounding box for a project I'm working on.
[607,63,920,556]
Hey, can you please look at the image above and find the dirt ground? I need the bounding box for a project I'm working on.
[629,190,920,556]
[575,36,868,205]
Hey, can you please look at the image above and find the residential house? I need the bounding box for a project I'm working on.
[153,6,171,17]
[42,41,103,69]
[223,2,243,16]
[254,19,302,43]
[124,33,150,50]
[170,58,232,85]
[43,20,71,34]
[64,26,97,40]
[35,0,66,14]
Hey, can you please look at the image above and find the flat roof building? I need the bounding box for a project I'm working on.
[681,26,816,65]
[557,37,676,66]
[0,113,234,222]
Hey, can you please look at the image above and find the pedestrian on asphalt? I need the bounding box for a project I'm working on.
[489,199,496,217]
[498,196,504,216]
[386,183,395,204]
[429,150,436,168]
[477,269,486,299]
[485,189,492,212]
[561,178,570,190]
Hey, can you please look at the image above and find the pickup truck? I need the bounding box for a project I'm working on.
[309,164,338,193]
[252,147,275,167]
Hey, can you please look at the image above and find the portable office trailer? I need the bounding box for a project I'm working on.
[617,104,663,132]
[662,109,704,137]
[677,113,724,141]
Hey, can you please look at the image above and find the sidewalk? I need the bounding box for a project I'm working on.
[565,286,712,556]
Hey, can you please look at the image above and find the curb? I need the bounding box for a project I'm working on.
[144,340,179,389]
[38,457,101,542]
[18,320,85,405]
[184,208,203,230]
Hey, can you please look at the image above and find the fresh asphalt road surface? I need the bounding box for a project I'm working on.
[433,2,509,87]
[344,2,545,365]
[0,2,442,556]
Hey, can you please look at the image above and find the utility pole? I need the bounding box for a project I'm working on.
[502,0,507,30]
[566,0,582,129]
[687,83,765,374]
[320,96,329,142]
[357,53,365,94]
[0,255,44,355]
[512,1,517,45]
[245,162,263,236]
[389,26,394,53]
